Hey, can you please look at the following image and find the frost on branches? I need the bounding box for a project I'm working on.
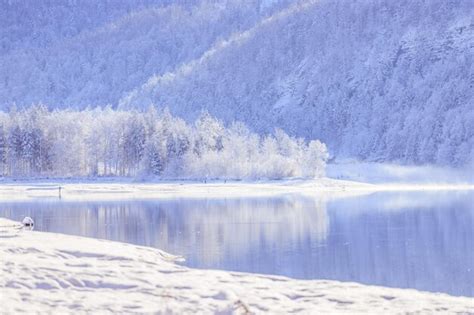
[0,106,328,180]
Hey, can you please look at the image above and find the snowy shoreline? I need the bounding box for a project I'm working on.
[1,217,472,314]
[0,177,473,202]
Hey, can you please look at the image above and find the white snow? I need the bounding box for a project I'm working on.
[1,217,472,314]
[1,178,473,202]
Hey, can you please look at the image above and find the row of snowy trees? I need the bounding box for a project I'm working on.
[0,106,328,179]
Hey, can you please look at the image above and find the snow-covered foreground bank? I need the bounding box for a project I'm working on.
[1,218,472,314]
[1,178,473,202]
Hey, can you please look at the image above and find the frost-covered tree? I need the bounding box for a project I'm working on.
[0,124,6,175]
[194,111,224,154]
[122,115,146,176]
[141,132,166,176]
[0,107,328,180]
[303,140,329,178]
[7,124,26,176]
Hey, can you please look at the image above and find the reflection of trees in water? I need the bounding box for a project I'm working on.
[0,195,329,266]
[1,192,472,296]
[152,196,329,266]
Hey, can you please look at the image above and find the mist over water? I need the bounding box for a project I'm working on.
[1,191,472,297]
[327,161,474,184]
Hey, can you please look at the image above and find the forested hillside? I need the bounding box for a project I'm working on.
[0,0,472,167]
[0,0,284,107]
[121,0,473,166]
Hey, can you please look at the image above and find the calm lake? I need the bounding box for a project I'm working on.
[1,191,472,297]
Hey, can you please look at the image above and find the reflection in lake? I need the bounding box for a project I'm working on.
[0,191,472,297]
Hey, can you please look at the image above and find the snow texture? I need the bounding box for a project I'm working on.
[1,217,473,314]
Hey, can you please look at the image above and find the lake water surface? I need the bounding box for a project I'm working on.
[1,191,472,297]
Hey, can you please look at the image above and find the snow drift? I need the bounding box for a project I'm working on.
[1,217,473,314]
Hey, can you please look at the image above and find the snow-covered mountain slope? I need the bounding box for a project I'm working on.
[0,0,279,108]
[1,0,472,167]
[121,0,474,167]
[0,0,165,55]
